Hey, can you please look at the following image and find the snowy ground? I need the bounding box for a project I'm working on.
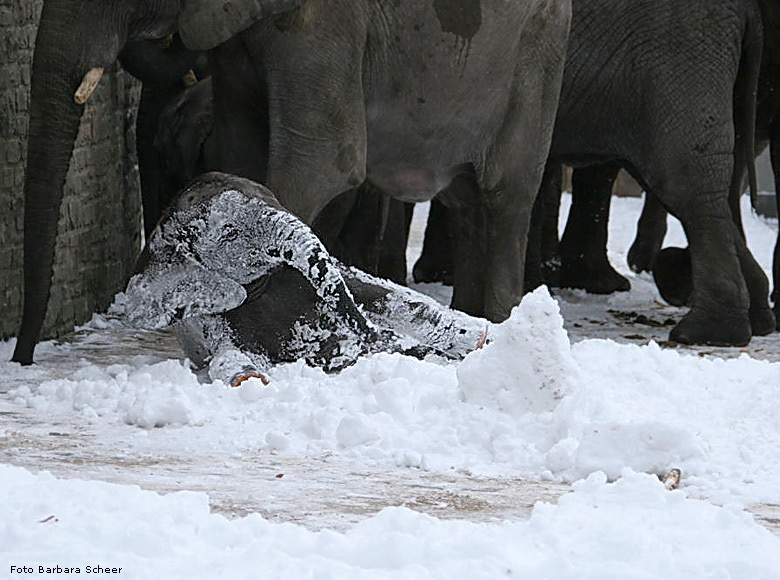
[2,194,779,579]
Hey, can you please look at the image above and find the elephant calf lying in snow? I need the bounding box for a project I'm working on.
[124,173,487,385]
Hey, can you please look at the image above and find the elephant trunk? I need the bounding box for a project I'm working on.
[11,1,127,365]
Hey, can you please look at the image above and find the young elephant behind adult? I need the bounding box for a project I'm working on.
[119,36,209,236]
[155,76,413,285]
[415,0,772,347]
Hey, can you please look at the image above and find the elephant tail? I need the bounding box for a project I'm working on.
[734,3,763,215]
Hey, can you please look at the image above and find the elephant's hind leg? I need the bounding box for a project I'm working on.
[670,222,751,346]
[412,197,455,286]
[557,162,631,294]
[628,192,668,273]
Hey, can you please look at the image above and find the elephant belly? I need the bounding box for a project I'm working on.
[366,161,467,203]
[361,0,544,201]
[363,101,499,201]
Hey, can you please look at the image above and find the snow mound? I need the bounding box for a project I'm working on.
[458,286,577,413]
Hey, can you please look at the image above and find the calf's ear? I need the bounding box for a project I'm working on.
[179,0,306,50]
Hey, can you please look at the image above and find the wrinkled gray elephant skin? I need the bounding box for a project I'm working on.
[539,0,777,347]
[628,0,780,331]
[13,0,571,365]
[416,0,773,346]
[125,173,487,384]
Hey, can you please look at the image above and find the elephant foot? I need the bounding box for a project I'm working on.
[11,339,35,366]
[774,303,780,331]
[750,306,776,336]
[10,351,34,366]
[628,239,660,273]
[669,307,751,347]
[557,260,630,294]
[652,247,692,307]
[412,257,453,286]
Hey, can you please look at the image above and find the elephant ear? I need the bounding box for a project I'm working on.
[124,262,247,329]
[179,0,306,50]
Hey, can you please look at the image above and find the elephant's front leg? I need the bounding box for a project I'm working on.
[412,197,455,286]
[247,12,368,225]
[440,172,489,318]
[483,182,533,322]
[445,153,541,322]
[469,10,569,322]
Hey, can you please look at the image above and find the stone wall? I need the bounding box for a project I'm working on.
[0,0,143,342]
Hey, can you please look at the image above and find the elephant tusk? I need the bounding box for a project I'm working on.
[182,69,198,88]
[74,67,104,104]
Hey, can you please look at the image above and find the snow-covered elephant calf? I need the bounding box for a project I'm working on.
[124,173,487,385]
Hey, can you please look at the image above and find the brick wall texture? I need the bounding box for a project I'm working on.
[0,0,143,341]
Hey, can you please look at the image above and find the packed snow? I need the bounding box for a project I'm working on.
[1,193,779,578]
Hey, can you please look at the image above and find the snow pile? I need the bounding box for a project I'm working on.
[2,465,777,579]
[458,286,577,413]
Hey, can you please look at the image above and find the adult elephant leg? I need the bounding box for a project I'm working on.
[439,172,487,317]
[377,199,414,284]
[474,112,561,321]
[246,13,368,224]
[445,161,552,322]
[469,1,569,322]
[735,224,775,336]
[627,192,668,273]
[558,162,630,293]
[412,197,455,285]
[648,72,771,339]
[480,170,537,322]
[660,222,775,341]
[525,160,562,291]
[671,217,749,345]
[643,91,757,346]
